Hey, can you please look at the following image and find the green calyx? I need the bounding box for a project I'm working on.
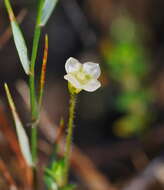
[68,82,81,94]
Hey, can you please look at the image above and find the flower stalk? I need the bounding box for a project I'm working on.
[64,88,77,185]
[63,57,101,186]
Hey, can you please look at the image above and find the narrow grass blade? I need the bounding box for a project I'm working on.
[40,0,58,26]
[38,34,48,108]
[4,0,30,75]
[4,83,33,167]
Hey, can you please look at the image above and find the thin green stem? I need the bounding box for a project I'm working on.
[4,0,12,14]
[29,0,44,164]
[64,93,77,185]
[30,26,41,165]
[4,0,15,24]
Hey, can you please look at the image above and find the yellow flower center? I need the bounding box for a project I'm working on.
[74,70,91,85]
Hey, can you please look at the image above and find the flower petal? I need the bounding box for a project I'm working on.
[64,74,82,89]
[83,62,101,79]
[65,57,81,73]
[82,79,101,92]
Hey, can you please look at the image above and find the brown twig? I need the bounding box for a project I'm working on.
[0,104,33,189]
[0,105,25,168]
[55,118,65,145]
[0,9,27,49]
[122,157,164,190]
[0,157,18,190]
[81,126,164,168]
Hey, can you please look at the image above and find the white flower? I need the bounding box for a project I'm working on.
[64,57,101,93]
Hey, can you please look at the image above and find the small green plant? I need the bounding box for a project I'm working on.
[3,1,101,189]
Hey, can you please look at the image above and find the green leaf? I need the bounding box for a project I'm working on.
[39,34,48,108]
[4,83,33,166]
[51,159,65,185]
[45,175,58,190]
[40,0,58,26]
[45,158,66,188]
[11,21,30,74]
[4,0,30,75]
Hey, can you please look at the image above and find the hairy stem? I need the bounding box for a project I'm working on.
[64,93,77,185]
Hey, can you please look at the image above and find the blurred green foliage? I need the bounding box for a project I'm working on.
[102,14,154,137]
